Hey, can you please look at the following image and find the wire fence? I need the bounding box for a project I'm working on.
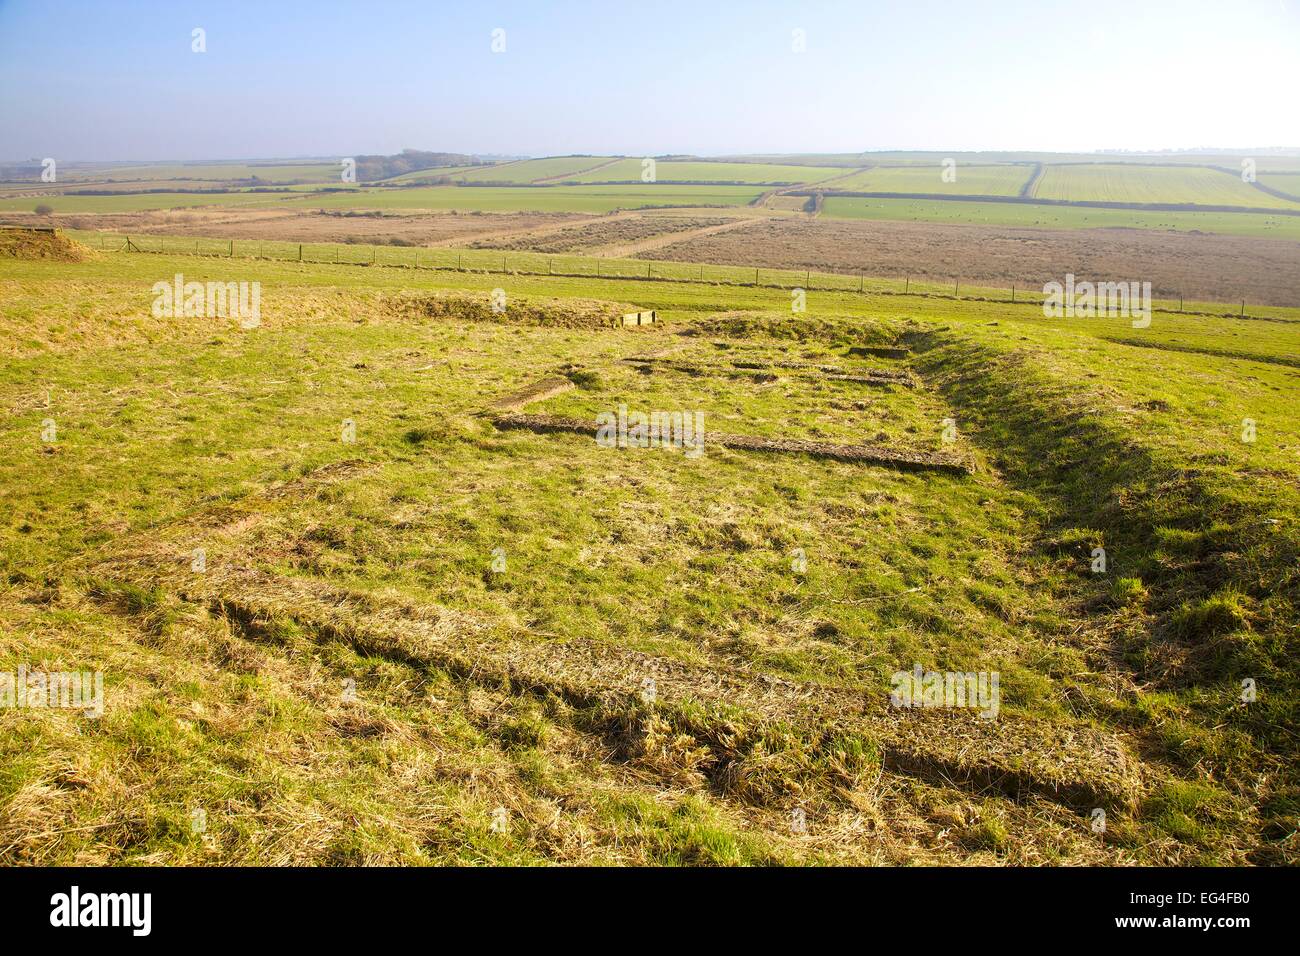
[72,229,1282,321]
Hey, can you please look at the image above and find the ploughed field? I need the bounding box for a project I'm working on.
[0,235,1297,864]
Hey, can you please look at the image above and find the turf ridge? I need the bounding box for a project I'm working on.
[491,412,973,474]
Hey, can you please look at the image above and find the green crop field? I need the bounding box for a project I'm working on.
[1034,164,1300,209]
[375,164,497,184]
[2,234,1296,867]
[1258,173,1300,201]
[51,162,343,183]
[568,160,844,184]
[820,195,1300,240]
[829,164,1032,196]
[447,156,620,183]
[0,191,292,213]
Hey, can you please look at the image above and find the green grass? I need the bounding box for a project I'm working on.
[449,157,620,183]
[820,195,1300,240]
[50,162,344,184]
[0,192,293,213]
[831,164,1032,196]
[1258,173,1300,202]
[1034,164,1300,209]
[1,243,1296,865]
[568,160,843,184]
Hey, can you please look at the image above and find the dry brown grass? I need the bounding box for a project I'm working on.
[0,228,95,262]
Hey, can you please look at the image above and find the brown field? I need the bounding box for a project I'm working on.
[469,215,733,253]
[638,216,1300,307]
[0,207,596,248]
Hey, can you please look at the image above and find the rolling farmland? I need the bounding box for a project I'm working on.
[1032,163,1300,208]
[566,159,846,184]
[819,195,1300,240]
[827,164,1034,196]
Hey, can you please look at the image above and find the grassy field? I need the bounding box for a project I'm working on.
[279,184,766,213]
[820,195,1300,240]
[567,160,844,184]
[1258,173,1300,201]
[0,233,1296,865]
[830,164,1033,196]
[0,192,292,214]
[44,162,344,184]
[1034,164,1299,209]
[447,157,619,183]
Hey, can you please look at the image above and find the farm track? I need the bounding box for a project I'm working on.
[1019,162,1044,198]
[600,215,768,258]
[756,165,870,214]
[531,158,623,184]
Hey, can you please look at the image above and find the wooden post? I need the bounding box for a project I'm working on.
[549,259,552,275]
[647,262,651,278]
[954,280,959,295]
[1179,294,1183,311]
[755,268,759,284]
[1011,285,1015,303]
[458,253,462,270]
[195,239,199,255]
[858,274,863,293]
[905,277,909,294]
[229,239,233,256]
[1241,300,1246,317]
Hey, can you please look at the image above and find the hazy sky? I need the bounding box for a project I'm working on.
[2,0,1298,161]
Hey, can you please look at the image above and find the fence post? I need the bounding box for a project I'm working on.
[549,259,552,275]
[954,280,959,295]
[858,274,863,293]
[195,239,199,255]
[299,244,303,262]
[1179,294,1184,311]
[229,239,233,256]
[1011,285,1015,303]
[755,268,759,284]
[458,253,462,270]
[1241,300,1246,317]
[905,277,909,294]
[647,262,651,279]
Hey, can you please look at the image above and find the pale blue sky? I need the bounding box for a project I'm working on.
[1,0,1297,161]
